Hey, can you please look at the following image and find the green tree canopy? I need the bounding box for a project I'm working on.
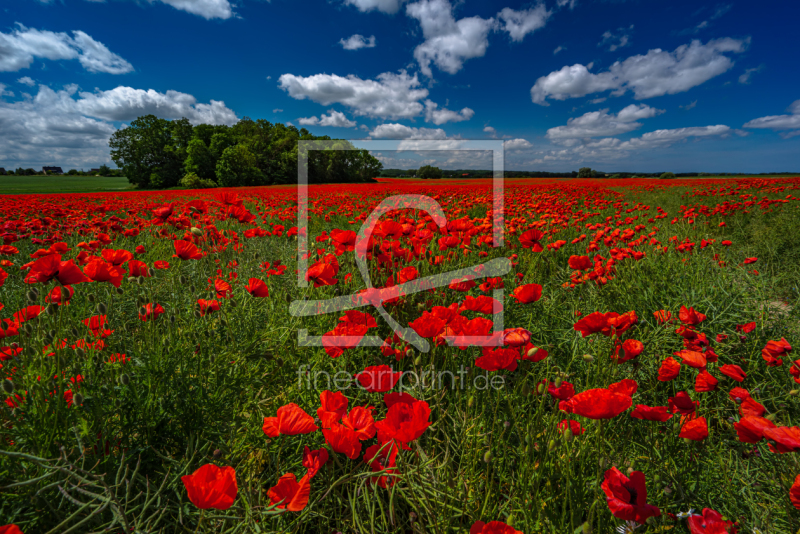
[418,165,443,179]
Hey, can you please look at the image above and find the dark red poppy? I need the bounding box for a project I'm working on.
[763,426,800,453]
[268,473,310,512]
[686,508,737,534]
[601,467,661,523]
[511,284,542,304]
[631,405,673,422]
[462,295,503,314]
[733,416,775,443]
[139,303,165,322]
[302,446,329,478]
[613,339,644,363]
[791,475,800,510]
[84,259,125,288]
[557,419,584,436]
[762,338,791,366]
[245,278,270,297]
[408,312,446,338]
[355,365,402,393]
[0,525,24,534]
[13,305,44,324]
[680,416,708,441]
[728,387,750,403]
[470,520,523,534]
[24,254,89,286]
[476,347,519,371]
[668,391,698,415]
[197,299,220,316]
[519,229,544,251]
[173,240,204,260]
[568,255,593,270]
[181,464,237,510]
[739,397,765,417]
[128,259,151,278]
[262,403,318,437]
[569,388,632,419]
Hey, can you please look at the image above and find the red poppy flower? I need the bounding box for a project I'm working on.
[695,370,718,392]
[763,426,800,453]
[0,267,6,288]
[653,310,672,323]
[306,261,338,287]
[84,259,125,288]
[601,467,661,523]
[197,299,220,317]
[173,240,204,260]
[733,416,775,443]
[679,416,708,441]
[739,396,765,418]
[302,446,329,478]
[679,306,707,326]
[24,254,89,286]
[317,390,348,427]
[631,405,673,422]
[674,349,707,369]
[548,380,576,401]
[0,526,23,534]
[339,310,378,328]
[396,266,419,284]
[735,321,756,334]
[511,284,542,304]
[470,520,523,534]
[322,422,362,459]
[686,508,737,534]
[82,315,114,338]
[374,393,431,447]
[476,347,519,372]
[573,312,609,337]
[13,305,44,324]
[356,365,402,393]
[154,260,170,269]
[462,295,503,314]
[101,248,133,267]
[569,388,632,419]
[568,255,593,270]
[762,338,792,366]
[262,403,318,437]
[658,357,681,381]
[181,464,237,510]
[408,312,446,338]
[502,327,530,347]
[139,303,165,322]
[668,391,698,415]
[728,387,750,403]
[364,441,400,489]
[321,322,368,358]
[791,475,800,510]
[128,260,151,278]
[449,276,476,292]
[519,229,544,252]
[718,364,746,382]
[557,419,584,436]
[245,278,269,297]
[268,473,310,512]
[613,339,644,363]
[342,406,377,440]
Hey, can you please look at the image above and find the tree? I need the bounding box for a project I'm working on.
[184,139,217,180]
[98,164,112,175]
[67,169,79,175]
[215,145,264,187]
[109,114,184,188]
[418,165,443,179]
[578,167,595,178]
[659,172,676,179]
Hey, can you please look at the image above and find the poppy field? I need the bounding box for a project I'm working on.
[1,176,800,534]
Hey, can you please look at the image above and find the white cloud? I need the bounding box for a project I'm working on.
[278,70,430,119]
[273,108,283,113]
[546,104,664,140]
[0,84,13,97]
[406,0,497,77]
[681,100,697,110]
[343,0,405,14]
[498,4,550,43]
[553,45,565,55]
[17,76,35,86]
[297,109,357,128]
[599,25,633,52]
[616,125,730,150]
[483,125,496,136]
[339,34,377,50]
[0,24,133,74]
[150,0,233,19]
[423,99,473,125]
[504,138,532,150]
[738,65,763,84]
[531,37,749,105]
[556,0,576,9]
[743,100,800,137]
[73,86,237,124]
[369,123,447,139]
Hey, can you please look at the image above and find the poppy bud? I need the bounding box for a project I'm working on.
[88,294,95,303]
[213,448,222,459]
[521,382,530,395]
[581,522,592,534]
[483,451,493,463]
[128,277,137,283]
[170,315,176,323]
[414,355,422,366]
[673,422,681,432]
[120,374,131,385]
[139,306,147,316]
[790,390,799,396]
[504,420,511,429]
[191,227,203,237]
[765,413,777,421]
[193,309,202,319]
[75,348,85,358]
[582,353,594,362]
[554,377,562,388]
[599,457,607,468]
[70,326,79,337]
[626,467,634,476]
[97,303,107,315]
[563,429,573,442]
[148,268,155,277]
[27,290,38,302]
[23,324,33,335]
[2,379,14,394]
[230,300,237,308]
[46,303,58,315]
[467,396,475,408]
[73,393,84,406]
[137,276,145,285]
[506,516,515,528]
[180,275,188,284]
[537,383,546,395]
[116,287,124,295]
[526,347,539,358]
[548,439,556,451]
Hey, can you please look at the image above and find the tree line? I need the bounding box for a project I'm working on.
[109,115,382,189]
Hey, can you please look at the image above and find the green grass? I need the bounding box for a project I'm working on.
[0,175,133,194]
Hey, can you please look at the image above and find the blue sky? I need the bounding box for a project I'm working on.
[1,0,799,172]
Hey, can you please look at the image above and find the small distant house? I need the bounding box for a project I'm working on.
[90,168,100,173]
[462,173,470,177]
[43,166,64,175]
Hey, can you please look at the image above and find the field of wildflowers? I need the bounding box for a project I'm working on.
[1,177,799,534]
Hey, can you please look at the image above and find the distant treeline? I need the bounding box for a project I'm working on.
[378,168,799,179]
[109,115,382,189]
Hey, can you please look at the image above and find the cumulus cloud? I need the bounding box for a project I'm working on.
[155,0,233,19]
[599,25,633,52]
[0,83,237,168]
[556,0,577,9]
[278,70,431,120]
[546,104,664,140]
[504,138,532,150]
[339,34,376,50]
[423,99,474,125]
[406,0,497,77]
[743,99,800,137]
[273,108,283,113]
[17,76,35,86]
[531,37,749,105]
[483,125,496,136]
[343,0,406,14]
[369,123,447,139]
[0,24,133,74]
[0,84,13,97]
[297,109,357,128]
[738,65,764,84]
[498,4,550,43]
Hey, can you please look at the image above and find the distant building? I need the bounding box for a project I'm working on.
[0,168,5,175]
[90,168,100,172]
[43,166,64,175]
[462,173,470,177]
